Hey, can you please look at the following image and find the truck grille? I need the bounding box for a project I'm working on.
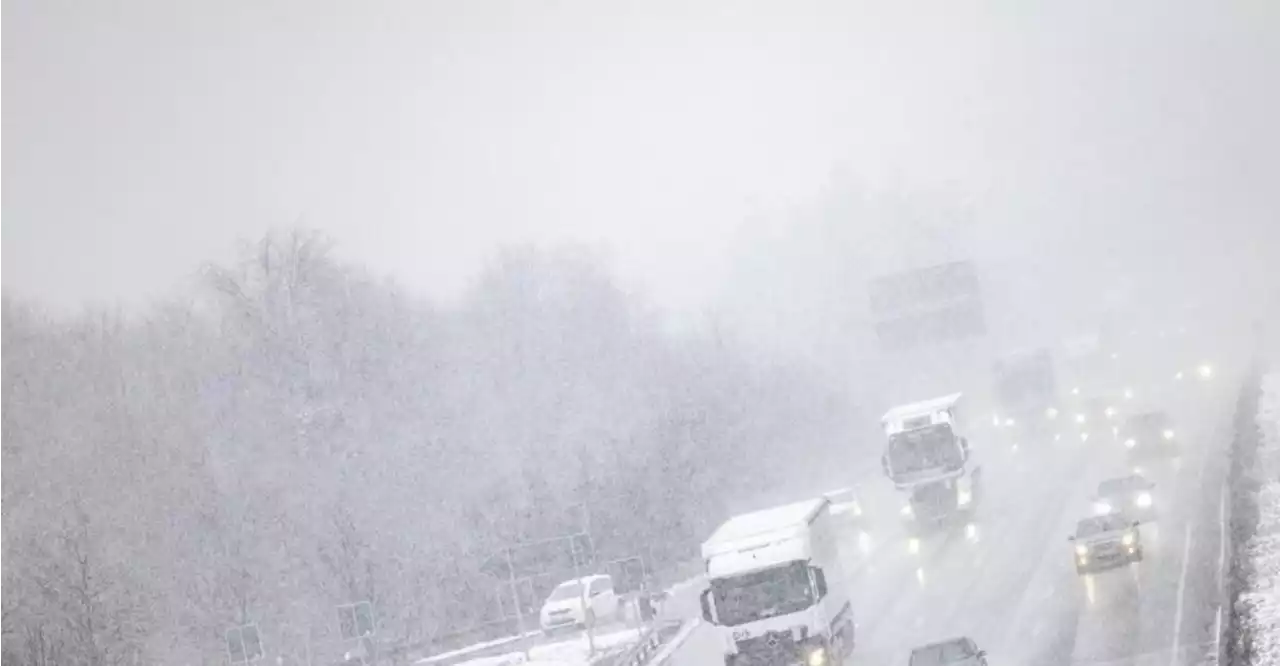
[914,483,957,518]
[736,631,800,666]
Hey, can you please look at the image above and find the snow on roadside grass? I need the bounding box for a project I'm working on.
[447,628,644,666]
[1241,371,1280,664]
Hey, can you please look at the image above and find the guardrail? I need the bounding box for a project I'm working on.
[594,620,683,666]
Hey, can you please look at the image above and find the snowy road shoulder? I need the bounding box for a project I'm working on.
[1235,370,1280,665]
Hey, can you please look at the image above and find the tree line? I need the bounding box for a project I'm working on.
[1,230,857,665]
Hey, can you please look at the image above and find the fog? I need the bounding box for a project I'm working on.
[3,1,1279,665]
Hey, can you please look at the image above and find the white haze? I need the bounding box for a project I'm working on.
[3,1,1280,665]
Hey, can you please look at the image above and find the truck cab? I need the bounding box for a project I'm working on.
[879,393,981,534]
[699,498,854,666]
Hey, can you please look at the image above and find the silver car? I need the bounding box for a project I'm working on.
[909,637,989,666]
[1069,514,1144,574]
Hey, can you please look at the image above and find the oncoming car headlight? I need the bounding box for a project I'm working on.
[1125,438,1137,448]
[957,488,972,506]
[1122,532,1136,546]
[900,504,914,518]
[1075,544,1089,556]
[1163,429,1175,440]
[1093,501,1113,515]
[1046,407,1059,419]
[1136,492,1153,508]
[1075,414,1087,424]
[806,646,827,666]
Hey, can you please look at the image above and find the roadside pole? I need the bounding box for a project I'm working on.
[504,548,532,660]
[569,536,596,658]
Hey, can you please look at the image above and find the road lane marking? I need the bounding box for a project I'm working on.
[1170,523,1193,666]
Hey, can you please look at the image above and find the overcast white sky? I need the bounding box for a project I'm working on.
[4,0,1278,319]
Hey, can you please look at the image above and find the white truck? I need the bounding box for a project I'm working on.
[698,497,853,666]
[879,393,982,535]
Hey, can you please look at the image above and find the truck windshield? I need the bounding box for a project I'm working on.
[710,561,814,626]
[887,425,961,475]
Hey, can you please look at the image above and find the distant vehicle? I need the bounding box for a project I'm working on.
[880,393,981,535]
[823,487,866,527]
[908,637,990,666]
[1120,410,1179,462]
[699,497,854,666]
[1092,474,1157,518]
[1063,390,1126,442]
[991,348,1059,440]
[538,574,619,634]
[1069,514,1144,575]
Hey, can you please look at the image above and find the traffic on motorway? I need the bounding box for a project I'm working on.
[666,332,1229,666]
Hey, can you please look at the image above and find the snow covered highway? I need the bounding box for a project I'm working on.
[661,380,1238,666]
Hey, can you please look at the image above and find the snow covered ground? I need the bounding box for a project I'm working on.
[1239,371,1280,665]
[432,628,644,666]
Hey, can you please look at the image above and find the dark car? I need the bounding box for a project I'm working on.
[1092,474,1157,519]
[909,637,989,666]
[1120,411,1179,462]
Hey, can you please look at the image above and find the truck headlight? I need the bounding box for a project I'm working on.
[1093,501,1113,515]
[1136,492,1152,508]
[1163,429,1175,440]
[1125,438,1137,448]
[806,646,827,666]
[1075,544,1089,556]
[1122,532,1136,546]
[957,488,972,506]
